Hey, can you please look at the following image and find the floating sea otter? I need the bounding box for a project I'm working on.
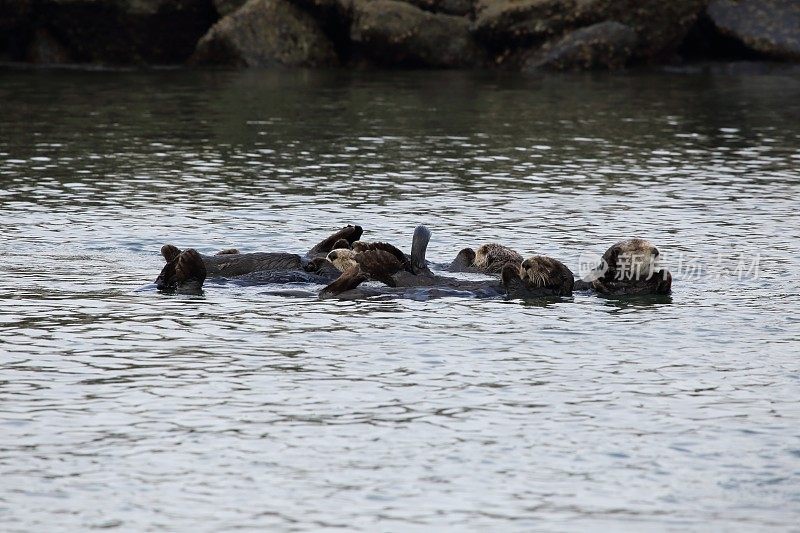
[448,243,524,274]
[155,225,363,293]
[582,238,672,295]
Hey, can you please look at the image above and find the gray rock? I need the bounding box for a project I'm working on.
[473,0,579,48]
[707,0,800,60]
[523,20,637,70]
[350,0,485,67]
[191,0,338,67]
[473,0,707,60]
[572,0,708,59]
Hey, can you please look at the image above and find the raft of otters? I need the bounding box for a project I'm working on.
[155,225,673,299]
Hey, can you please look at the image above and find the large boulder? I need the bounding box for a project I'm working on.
[587,0,709,59]
[350,0,485,67]
[34,0,218,64]
[707,0,800,60]
[523,20,637,70]
[191,0,338,67]
[473,0,708,60]
[472,0,580,48]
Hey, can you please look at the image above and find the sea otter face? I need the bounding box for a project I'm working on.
[327,249,358,272]
[503,255,574,297]
[474,243,524,273]
[602,239,660,281]
[520,256,557,287]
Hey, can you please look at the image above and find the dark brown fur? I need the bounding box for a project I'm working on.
[321,249,405,296]
[161,244,181,263]
[156,248,207,293]
[351,241,411,272]
[591,239,672,295]
[593,270,672,296]
[306,225,363,258]
[321,266,368,297]
[502,256,574,298]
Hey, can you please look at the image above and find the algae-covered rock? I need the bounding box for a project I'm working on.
[571,0,708,59]
[474,0,707,60]
[350,0,484,67]
[191,0,338,67]
[707,0,800,60]
[523,20,637,70]
[472,0,579,48]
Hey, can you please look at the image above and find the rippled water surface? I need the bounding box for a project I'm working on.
[1,67,799,531]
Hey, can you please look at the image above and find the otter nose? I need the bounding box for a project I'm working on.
[329,251,338,260]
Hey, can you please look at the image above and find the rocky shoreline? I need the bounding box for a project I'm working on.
[1,0,798,70]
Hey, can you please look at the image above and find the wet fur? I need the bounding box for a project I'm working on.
[322,249,406,296]
[502,255,574,298]
[593,269,672,296]
[327,249,359,272]
[306,225,363,258]
[351,241,411,272]
[474,243,523,273]
[156,248,207,294]
[448,248,478,272]
[320,266,369,297]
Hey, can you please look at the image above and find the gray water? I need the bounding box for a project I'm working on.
[1,67,799,531]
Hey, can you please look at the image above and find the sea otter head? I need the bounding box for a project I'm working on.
[520,256,564,287]
[161,244,181,263]
[503,255,574,298]
[601,239,660,281]
[452,247,477,269]
[474,243,524,273]
[327,249,358,272]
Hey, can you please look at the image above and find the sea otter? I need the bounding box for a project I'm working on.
[448,243,523,274]
[583,238,672,295]
[155,225,363,293]
[500,256,575,298]
[155,248,207,294]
